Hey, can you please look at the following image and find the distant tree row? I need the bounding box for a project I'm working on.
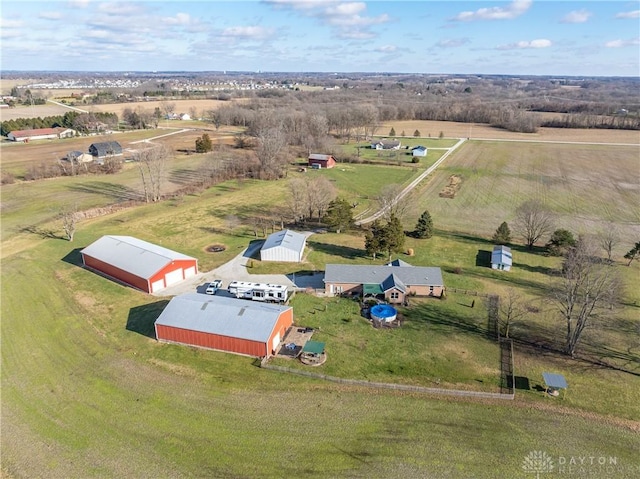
[1,111,118,136]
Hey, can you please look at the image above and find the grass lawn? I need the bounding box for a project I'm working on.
[2,134,639,477]
[271,293,502,391]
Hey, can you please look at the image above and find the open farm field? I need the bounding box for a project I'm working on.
[2,133,640,477]
[0,102,78,121]
[383,120,640,144]
[0,98,240,122]
[0,125,240,176]
[406,140,640,252]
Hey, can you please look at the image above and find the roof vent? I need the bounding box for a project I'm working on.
[238,307,246,317]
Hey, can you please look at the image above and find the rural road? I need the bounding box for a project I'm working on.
[46,99,89,113]
[355,137,466,225]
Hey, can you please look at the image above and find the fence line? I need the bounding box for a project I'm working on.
[260,361,514,400]
[499,338,515,395]
[447,287,489,298]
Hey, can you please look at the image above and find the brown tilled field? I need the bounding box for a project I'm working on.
[380,120,640,144]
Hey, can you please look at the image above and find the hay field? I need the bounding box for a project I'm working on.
[407,140,640,252]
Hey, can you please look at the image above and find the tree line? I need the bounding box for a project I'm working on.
[1,111,118,136]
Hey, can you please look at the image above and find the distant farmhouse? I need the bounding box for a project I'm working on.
[308,154,336,169]
[371,139,401,150]
[491,245,512,271]
[324,261,444,303]
[412,146,428,157]
[89,141,123,162]
[7,127,76,142]
[66,150,94,164]
[260,229,307,263]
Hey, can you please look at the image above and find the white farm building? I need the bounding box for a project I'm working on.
[260,229,307,263]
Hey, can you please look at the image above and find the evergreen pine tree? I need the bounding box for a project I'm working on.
[389,127,396,137]
[414,210,434,239]
[385,215,406,260]
[492,221,511,244]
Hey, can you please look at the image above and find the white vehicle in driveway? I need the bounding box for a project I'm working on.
[205,279,223,295]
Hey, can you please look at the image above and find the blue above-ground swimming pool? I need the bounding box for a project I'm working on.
[370,304,397,322]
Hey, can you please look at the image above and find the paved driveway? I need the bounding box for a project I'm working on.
[155,234,325,297]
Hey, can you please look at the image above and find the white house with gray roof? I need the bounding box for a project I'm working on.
[260,229,307,263]
[324,261,444,303]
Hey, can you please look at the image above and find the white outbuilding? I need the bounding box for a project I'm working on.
[260,229,307,263]
[491,245,512,271]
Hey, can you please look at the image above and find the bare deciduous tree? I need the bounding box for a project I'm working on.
[255,126,288,179]
[514,199,554,250]
[554,237,622,357]
[597,224,620,262]
[135,144,171,202]
[306,176,337,220]
[376,183,410,221]
[60,206,78,242]
[160,100,176,119]
[287,178,307,224]
[499,289,528,338]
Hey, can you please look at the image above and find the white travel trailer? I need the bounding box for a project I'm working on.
[227,281,289,303]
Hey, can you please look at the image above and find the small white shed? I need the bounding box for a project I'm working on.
[260,229,306,263]
[412,146,427,157]
[491,245,512,271]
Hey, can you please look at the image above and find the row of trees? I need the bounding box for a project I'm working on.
[1,111,118,136]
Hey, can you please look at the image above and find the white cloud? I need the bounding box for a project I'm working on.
[220,26,275,41]
[452,0,531,21]
[375,45,397,53]
[266,0,390,40]
[324,2,366,16]
[39,11,63,20]
[97,2,144,16]
[605,38,640,48]
[339,30,375,40]
[560,10,592,24]
[162,13,192,26]
[0,18,24,28]
[265,0,334,10]
[68,0,91,8]
[497,39,552,50]
[615,10,640,19]
[436,38,470,48]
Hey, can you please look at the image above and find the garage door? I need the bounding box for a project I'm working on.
[164,269,184,287]
[150,279,165,293]
[272,332,280,353]
[183,266,196,278]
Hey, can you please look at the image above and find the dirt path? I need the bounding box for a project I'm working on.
[356,137,467,225]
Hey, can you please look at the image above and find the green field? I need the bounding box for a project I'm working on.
[2,136,640,478]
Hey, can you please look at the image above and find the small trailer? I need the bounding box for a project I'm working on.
[227,281,289,303]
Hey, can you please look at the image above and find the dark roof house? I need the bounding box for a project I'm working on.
[89,141,123,159]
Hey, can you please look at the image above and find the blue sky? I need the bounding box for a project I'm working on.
[1,1,639,76]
